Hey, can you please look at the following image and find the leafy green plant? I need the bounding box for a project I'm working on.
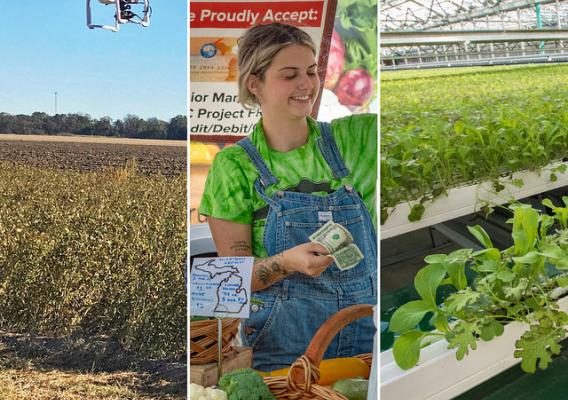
[389,201,568,373]
[381,64,568,223]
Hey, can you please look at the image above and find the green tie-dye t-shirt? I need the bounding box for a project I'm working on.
[199,113,377,258]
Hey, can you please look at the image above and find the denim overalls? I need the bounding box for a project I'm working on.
[237,122,377,372]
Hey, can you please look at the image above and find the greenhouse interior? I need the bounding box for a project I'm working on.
[380,0,568,399]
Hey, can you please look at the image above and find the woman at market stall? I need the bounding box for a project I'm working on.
[199,23,377,372]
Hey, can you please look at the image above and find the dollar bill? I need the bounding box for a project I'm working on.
[330,243,364,271]
[309,220,353,253]
[309,220,364,270]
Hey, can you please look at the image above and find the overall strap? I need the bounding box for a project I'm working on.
[236,137,279,187]
[317,122,350,179]
[236,137,281,210]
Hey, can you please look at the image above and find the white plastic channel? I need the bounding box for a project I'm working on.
[382,161,568,240]
[380,295,568,400]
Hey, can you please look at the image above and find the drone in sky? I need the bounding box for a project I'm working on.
[87,0,151,32]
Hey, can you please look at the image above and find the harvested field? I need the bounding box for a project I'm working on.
[0,136,186,177]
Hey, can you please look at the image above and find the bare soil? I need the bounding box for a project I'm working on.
[0,134,186,147]
[0,139,186,177]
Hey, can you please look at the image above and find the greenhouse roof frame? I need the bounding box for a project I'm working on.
[381,0,568,31]
[381,0,568,68]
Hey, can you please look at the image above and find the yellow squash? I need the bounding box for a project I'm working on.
[260,357,370,386]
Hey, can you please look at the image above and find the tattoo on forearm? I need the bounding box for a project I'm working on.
[254,254,290,286]
[230,240,251,253]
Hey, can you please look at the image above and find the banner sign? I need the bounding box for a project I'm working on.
[189,1,324,29]
[189,0,336,142]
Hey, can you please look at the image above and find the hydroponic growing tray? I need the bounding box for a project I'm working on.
[380,295,568,400]
[381,161,568,240]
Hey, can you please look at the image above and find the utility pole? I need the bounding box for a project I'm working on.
[54,92,58,115]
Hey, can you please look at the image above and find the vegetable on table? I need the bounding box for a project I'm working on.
[190,383,228,400]
[260,357,370,386]
[218,368,276,400]
[331,378,369,400]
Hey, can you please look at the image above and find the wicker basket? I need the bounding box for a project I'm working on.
[190,317,240,364]
[264,304,374,400]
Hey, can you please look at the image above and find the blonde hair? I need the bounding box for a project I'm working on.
[237,23,316,109]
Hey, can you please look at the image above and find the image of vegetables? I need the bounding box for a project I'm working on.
[326,0,377,108]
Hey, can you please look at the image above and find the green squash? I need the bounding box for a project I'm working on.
[331,378,369,400]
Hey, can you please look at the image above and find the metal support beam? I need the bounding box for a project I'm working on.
[381,53,568,70]
[381,29,568,46]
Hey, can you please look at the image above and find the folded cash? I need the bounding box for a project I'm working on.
[309,220,364,271]
[309,220,353,253]
[330,243,365,271]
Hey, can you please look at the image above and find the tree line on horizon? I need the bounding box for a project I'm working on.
[0,112,187,140]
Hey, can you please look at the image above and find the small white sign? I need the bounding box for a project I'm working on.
[190,257,254,319]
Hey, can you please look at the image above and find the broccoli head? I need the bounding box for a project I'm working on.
[218,368,275,400]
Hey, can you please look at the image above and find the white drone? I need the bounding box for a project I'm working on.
[87,0,151,32]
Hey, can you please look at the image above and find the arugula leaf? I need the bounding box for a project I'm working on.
[431,312,450,333]
[539,245,568,269]
[514,325,563,373]
[468,225,493,249]
[479,320,505,341]
[424,254,448,264]
[472,248,500,261]
[478,259,499,272]
[503,278,529,301]
[393,331,427,370]
[512,205,539,256]
[556,275,568,288]
[389,300,433,333]
[512,251,541,264]
[414,263,446,307]
[496,269,515,282]
[543,198,568,229]
[446,321,479,361]
[539,214,555,238]
[446,260,468,290]
[444,288,481,313]
[447,249,473,264]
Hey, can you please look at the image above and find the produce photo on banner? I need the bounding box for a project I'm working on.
[380,1,568,399]
[189,1,378,399]
[0,2,187,399]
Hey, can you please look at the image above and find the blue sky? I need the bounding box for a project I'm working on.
[0,1,186,121]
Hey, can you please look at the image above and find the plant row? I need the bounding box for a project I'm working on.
[381,64,568,223]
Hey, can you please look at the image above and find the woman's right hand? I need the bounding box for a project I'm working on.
[281,243,333,277]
